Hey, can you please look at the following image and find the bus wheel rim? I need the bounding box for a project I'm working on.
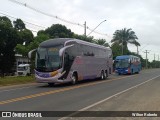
[101,72,104,79]
[104,71,107,78]
[72,74,76,84]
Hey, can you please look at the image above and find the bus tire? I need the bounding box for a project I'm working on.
[104,70,108,79]
[131,69,133,75]
[100,71,105,80]
[48,83,55,86]
[71,72,78,85]
[109,68,111,74]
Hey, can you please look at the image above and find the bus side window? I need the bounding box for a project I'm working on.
[129,59,132,64]
[64,52,69,64]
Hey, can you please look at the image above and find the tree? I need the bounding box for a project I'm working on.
[16,33,49,56]
[73,34,94,43]
[18,29,34,45]
[111,28,140,55]
[94,39,109,47]
[13,19,33,45]
[37,30,46,36]
[0,16,18,76]
[0,16,12,27]
[45,24,74,38]
[111,43,123,59]
[15,24,75,56]
[28,33,49,50]
[13,19,25,31]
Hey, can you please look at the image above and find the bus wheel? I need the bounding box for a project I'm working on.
[71,73,78,85]
[48,83,55,86]
[109,68,111,74]
[104,70,108,79]
[131,69,133,75]
[100,71,105,80]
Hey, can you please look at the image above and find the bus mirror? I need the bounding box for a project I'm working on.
[28,49,37,59]
[59,44,74,57]
[64,52,69,62]
[128,59,131,64]
[114,60,118,63]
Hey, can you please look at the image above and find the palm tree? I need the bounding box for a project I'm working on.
[95,39,110,47]
[132,40,140,54]
[111,28,140,55]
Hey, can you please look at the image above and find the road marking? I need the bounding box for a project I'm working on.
[59,74,160,120]
[0,75,133,105]
[0,83,37,90]
[0,86,36,93]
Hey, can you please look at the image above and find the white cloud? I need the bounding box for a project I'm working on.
[1,0,160,61]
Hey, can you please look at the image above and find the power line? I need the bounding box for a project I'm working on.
[87,26,108,36]
[0,11,41,33]
[8,0,84,27]
[139,44,149,52]
[0,11,46,29]
[8,0,109,37]
[87,20,106,36]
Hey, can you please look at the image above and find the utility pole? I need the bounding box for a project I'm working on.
[122,40,124,55]
[158,55,160,68]
[84,21,86,37]
[137,45,139,55]
[154,53,156,68]
[144,50,149,69]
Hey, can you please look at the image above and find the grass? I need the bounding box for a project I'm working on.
[0,76,35,86]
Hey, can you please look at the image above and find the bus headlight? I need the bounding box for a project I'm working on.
[50,71,58,77]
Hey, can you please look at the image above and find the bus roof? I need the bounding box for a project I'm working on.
[115,55,139,59]
[39,38,111,50]
[39,38,71,47]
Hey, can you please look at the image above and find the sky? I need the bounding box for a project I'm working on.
[1,0,160,61]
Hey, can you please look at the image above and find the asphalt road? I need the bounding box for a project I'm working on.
[0,69,160,120]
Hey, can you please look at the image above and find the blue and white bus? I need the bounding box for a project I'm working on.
[29,38,113,86]
[115,55,141,75]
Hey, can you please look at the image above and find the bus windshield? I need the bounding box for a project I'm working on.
[36,46,62,72]
[115,59,129,68]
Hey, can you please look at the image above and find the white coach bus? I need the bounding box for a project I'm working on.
[29,38,113,86]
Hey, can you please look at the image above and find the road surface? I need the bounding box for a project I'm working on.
[0,69,160,120]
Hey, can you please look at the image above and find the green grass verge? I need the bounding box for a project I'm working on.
[0,76,35,86]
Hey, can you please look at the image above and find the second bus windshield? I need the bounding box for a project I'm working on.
[115,59,129,68]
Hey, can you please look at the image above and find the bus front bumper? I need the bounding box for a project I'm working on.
[115,69,129,74]
[35,74,65,83]
[35,70,71,83]
[35,73,70,83]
